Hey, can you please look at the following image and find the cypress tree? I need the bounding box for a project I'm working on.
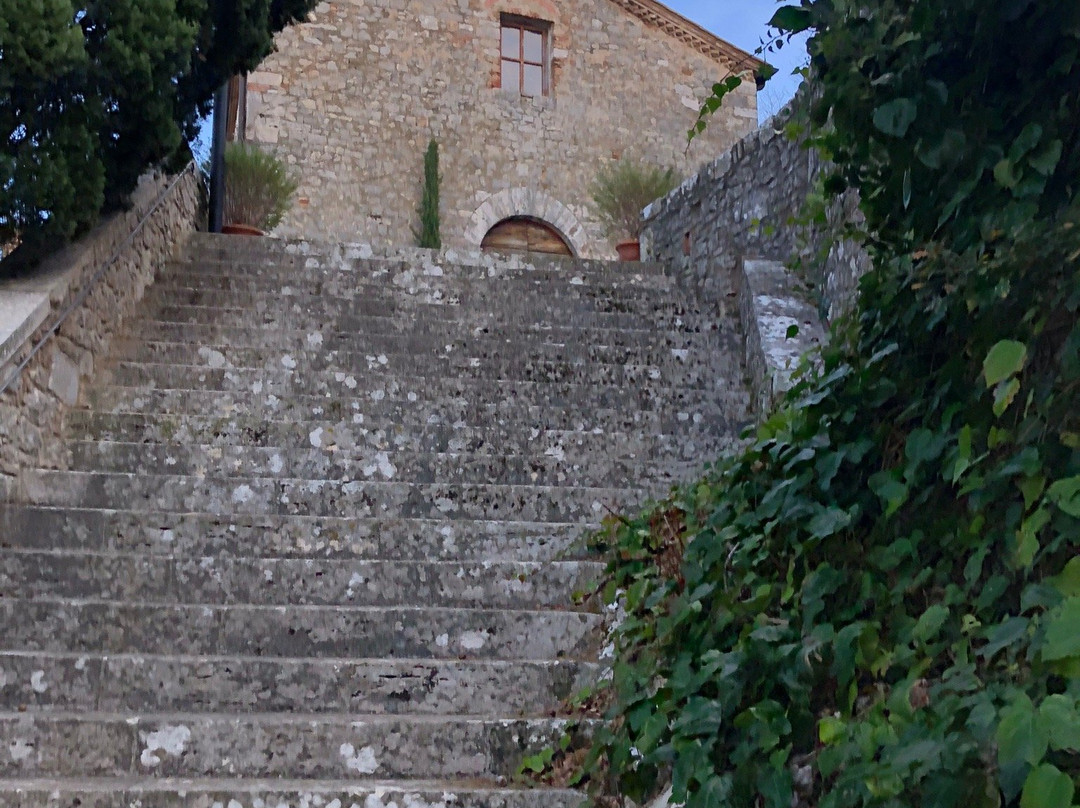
[416,139,441,250]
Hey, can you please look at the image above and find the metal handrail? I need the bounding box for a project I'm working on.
[0,161,199,399]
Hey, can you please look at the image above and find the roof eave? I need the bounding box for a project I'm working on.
[607,0,767,77]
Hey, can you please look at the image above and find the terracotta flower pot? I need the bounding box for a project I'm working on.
[221,223,265,236]
[615,239,641,261]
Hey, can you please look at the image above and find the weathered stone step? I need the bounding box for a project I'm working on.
[0,551,601,610]
[162,255,676,293]
[0,712,587,779]
[183,230,666,274]
[0,507,588,562]
[179,236,667,274]
[142,284,706,323]
[21,470,653,523]
[128,317,723,353]
[107,342,716,390]
[96,363,735,416]
[67,442,702,490]
[63,412,726,465]
[84,385,723,436]
[0,778,584,808]
[146,302,714,335]
[0,651,595,716]
[111,331,724,374]
[0,599,602,660]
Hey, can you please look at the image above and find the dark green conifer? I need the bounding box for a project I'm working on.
[416,139,441,250]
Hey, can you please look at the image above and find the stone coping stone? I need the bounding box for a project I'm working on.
[738,259,826,415]
[0,778,585,808]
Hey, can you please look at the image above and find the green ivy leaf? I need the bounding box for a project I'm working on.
[1020,763,1074,808]
[1039,695,1080,752]
[1029,139,1063,176]
[1050,557,1080,597]
[983,340,1028,387]
[808,507,852,539]
[913,604,949,644]
[1042,597,1080,662]
[768,6,812,33]
[819,716,846,745]
[996,694,1048,767]
[1014,508,1049,568]
[1009,122,1044,161]
[870,471,909,516]
[786,324,800,339]
[994,158,1020,190]
[981,616,1028,659]
[873,98,918,137]
[1046,476,1080,517]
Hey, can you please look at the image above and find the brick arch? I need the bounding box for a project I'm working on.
[465,188,589,257]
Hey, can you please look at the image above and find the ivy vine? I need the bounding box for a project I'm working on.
[587,2,1080,807]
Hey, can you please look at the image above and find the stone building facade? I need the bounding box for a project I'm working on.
[244,0,760,257]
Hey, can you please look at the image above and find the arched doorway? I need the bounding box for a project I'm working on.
[480,216,574,257]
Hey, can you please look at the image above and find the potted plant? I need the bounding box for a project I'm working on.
[589,159,680,260]
[220,142,299,235]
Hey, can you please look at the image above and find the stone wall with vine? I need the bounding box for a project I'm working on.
[640,96,871,324]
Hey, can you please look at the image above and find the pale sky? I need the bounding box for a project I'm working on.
[664,0,810,121]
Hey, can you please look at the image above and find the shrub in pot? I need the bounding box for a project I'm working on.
[221,142,299,235]
[589,160,680,260]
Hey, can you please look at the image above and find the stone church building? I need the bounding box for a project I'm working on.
[241,0,761,258]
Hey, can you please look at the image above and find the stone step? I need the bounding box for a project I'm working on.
[0,712,588,780]
[111,330,726,373]
[63,412,727,465]
[141,283,706,323]
[127,317,724,353]
[162,254,676,292]
[83,385,725,436]
[0,779,583,808]
[0,551,601,610]
[183,230,666,275]
[0,651,595,716]
[145,302,714,335]
[0,599,602,660]
[95,363,738,416]
[66,442,703,490]
[107,342,717,390]
[20,470,654,523]
[0,507,588,562]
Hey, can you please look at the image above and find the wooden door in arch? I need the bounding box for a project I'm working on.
[480,217,574,256]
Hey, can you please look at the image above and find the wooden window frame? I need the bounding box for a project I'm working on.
[500,15,551,97]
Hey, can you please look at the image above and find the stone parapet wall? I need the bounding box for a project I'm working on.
[246,0,758,258]
[641,111,820,282]
[0,166,203,485]
[641,96,871,323]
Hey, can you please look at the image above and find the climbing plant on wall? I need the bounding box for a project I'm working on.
[589,2,1080,807]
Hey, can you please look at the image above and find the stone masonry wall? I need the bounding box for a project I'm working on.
[640,95,872,413]
[641,98,871,323]
[0,167,202,493]
[245,0,758,258]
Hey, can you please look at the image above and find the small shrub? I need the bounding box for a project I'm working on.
[222,142,298,232]
[589,160,680,241]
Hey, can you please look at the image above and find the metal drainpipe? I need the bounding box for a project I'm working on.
[208,80,229,232]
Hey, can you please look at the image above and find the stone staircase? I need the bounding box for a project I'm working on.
[0,234,749,807]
